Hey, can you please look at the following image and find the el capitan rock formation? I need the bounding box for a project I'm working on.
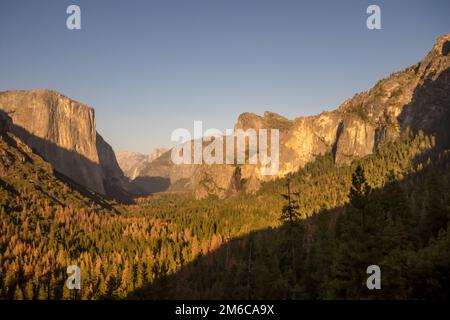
[0,90,132,200]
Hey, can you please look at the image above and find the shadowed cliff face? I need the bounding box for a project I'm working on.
[137,34,450,199]
[0,90,131,200]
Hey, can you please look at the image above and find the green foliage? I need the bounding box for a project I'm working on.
[348,164,372,226]
[280,179,301,223]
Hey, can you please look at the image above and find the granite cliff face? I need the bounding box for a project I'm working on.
[281,34,450,169]
[0,90,131,199]
[138,34,450,199]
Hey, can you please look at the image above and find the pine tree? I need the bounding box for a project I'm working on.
[349,165,371,226]
[279,178,304,298]
[280,178,301,223]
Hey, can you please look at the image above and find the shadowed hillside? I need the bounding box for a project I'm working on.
[0,113,116,212]
[129,146,450,299]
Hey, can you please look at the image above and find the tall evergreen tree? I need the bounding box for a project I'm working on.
[349,165,371,226]
[280,178,301,223]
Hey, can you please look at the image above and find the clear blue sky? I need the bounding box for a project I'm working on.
[0,0,449,153]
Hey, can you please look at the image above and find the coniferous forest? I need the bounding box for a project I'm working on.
[1,1,450,304]
[1,129,449,299]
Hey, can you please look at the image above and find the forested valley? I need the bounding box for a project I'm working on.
[1,128,449,299]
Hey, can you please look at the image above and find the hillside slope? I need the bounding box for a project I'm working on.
[131,132,450,299]
[0,121,114,214]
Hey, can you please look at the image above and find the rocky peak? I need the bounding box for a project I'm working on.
[235,111,293,134]
[263,111,289,122]
[234,112,265,130]
[430,34,450,57]
[148,148,168,162]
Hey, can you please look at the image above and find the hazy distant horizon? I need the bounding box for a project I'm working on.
[1,0,449,153]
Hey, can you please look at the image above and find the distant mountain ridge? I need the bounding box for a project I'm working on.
[138,34,450,199]
[117,148,167,180]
